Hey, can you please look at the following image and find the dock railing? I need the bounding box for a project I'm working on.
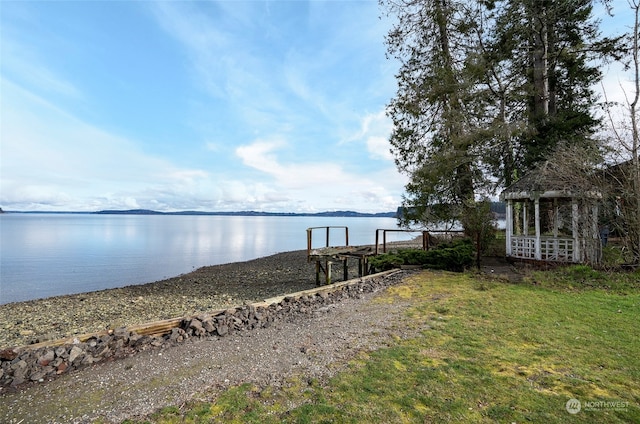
[306,226,349,257]
[375,229,430,254]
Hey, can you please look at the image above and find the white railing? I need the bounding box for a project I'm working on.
[510,236,576,262]
[541,237,575,261]
[511,236,536,259]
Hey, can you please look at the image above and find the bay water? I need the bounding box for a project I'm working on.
[0,214,416,304]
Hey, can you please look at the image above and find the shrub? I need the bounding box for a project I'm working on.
[368,253,404,271]
[397,248,429,265]
[369,239,474,273]
[422,238,474,272]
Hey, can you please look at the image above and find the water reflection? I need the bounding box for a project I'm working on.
[0,214,411,304]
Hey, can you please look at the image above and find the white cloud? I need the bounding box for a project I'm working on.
[0,79,211,211]
[235,139,287,175]
[150,2,231,98]
[234,138,407,212]
[0,1,405,213]
[344,110,395,161]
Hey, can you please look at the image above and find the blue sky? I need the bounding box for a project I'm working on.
[1,0,402,213]
[0,1,633,213]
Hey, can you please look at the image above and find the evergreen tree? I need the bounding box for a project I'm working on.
[382,0,617,228]
[495,0,605,169]
[383,0,488,227]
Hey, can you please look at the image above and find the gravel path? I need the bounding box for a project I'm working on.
[0,267,420,423]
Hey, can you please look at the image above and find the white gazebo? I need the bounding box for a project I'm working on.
[500,163,602,264]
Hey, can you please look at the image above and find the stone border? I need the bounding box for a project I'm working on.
[0,270,405,388]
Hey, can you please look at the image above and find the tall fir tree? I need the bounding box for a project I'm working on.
[495,0,604,170]
[382,0,615,228]
[383,0,487,227]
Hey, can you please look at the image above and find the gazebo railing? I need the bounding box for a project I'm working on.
[510,236,576,262]
[541,237,575,261]
[511,236,536,259]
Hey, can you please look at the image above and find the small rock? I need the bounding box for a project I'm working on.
[189,318,205,336]
[10,360,27,371]
[68,346,83,364]
[11,375,25,386]
[0,349,18,361]
[30,371,47,381]
[37,350,55,367]
[216,323,229,336]
[81,355,97,365]
[202,320,215,333]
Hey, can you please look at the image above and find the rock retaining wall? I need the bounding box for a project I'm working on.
[0,270,406,388]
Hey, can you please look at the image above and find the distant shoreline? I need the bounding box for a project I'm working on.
[1,209,399,218]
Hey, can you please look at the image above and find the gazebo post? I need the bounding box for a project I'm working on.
[572,200,580,262]
[523,201,528,236]
[534,198,541,260]
[553,198,559,259]
[505,200,513,256]
[553,199,559,238]
[592,204,600,262]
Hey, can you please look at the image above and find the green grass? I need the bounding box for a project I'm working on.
[125,269,640,423]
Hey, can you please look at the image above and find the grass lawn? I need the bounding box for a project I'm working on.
[129,267,640,423]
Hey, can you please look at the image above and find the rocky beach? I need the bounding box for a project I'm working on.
[0,250,329,349]
[0,235,427,350]
[0,248,421,423]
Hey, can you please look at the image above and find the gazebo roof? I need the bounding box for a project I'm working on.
[501,161,602,200]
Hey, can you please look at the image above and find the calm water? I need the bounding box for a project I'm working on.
[0,214,415,304]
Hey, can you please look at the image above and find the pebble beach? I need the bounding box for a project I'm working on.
[0,250,325,348]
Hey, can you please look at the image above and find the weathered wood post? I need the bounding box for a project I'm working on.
[343,258,348,281]
[315,260,321,285]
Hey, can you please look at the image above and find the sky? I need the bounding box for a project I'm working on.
[1,0,403,213]
[0,0,634,213]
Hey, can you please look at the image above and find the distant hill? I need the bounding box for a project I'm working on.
[94,209,398,218]
[95,209,165,215]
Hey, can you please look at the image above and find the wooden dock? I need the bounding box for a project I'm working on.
[306,226,432,285]
[306,226,382,285]
[308,245,376,285]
